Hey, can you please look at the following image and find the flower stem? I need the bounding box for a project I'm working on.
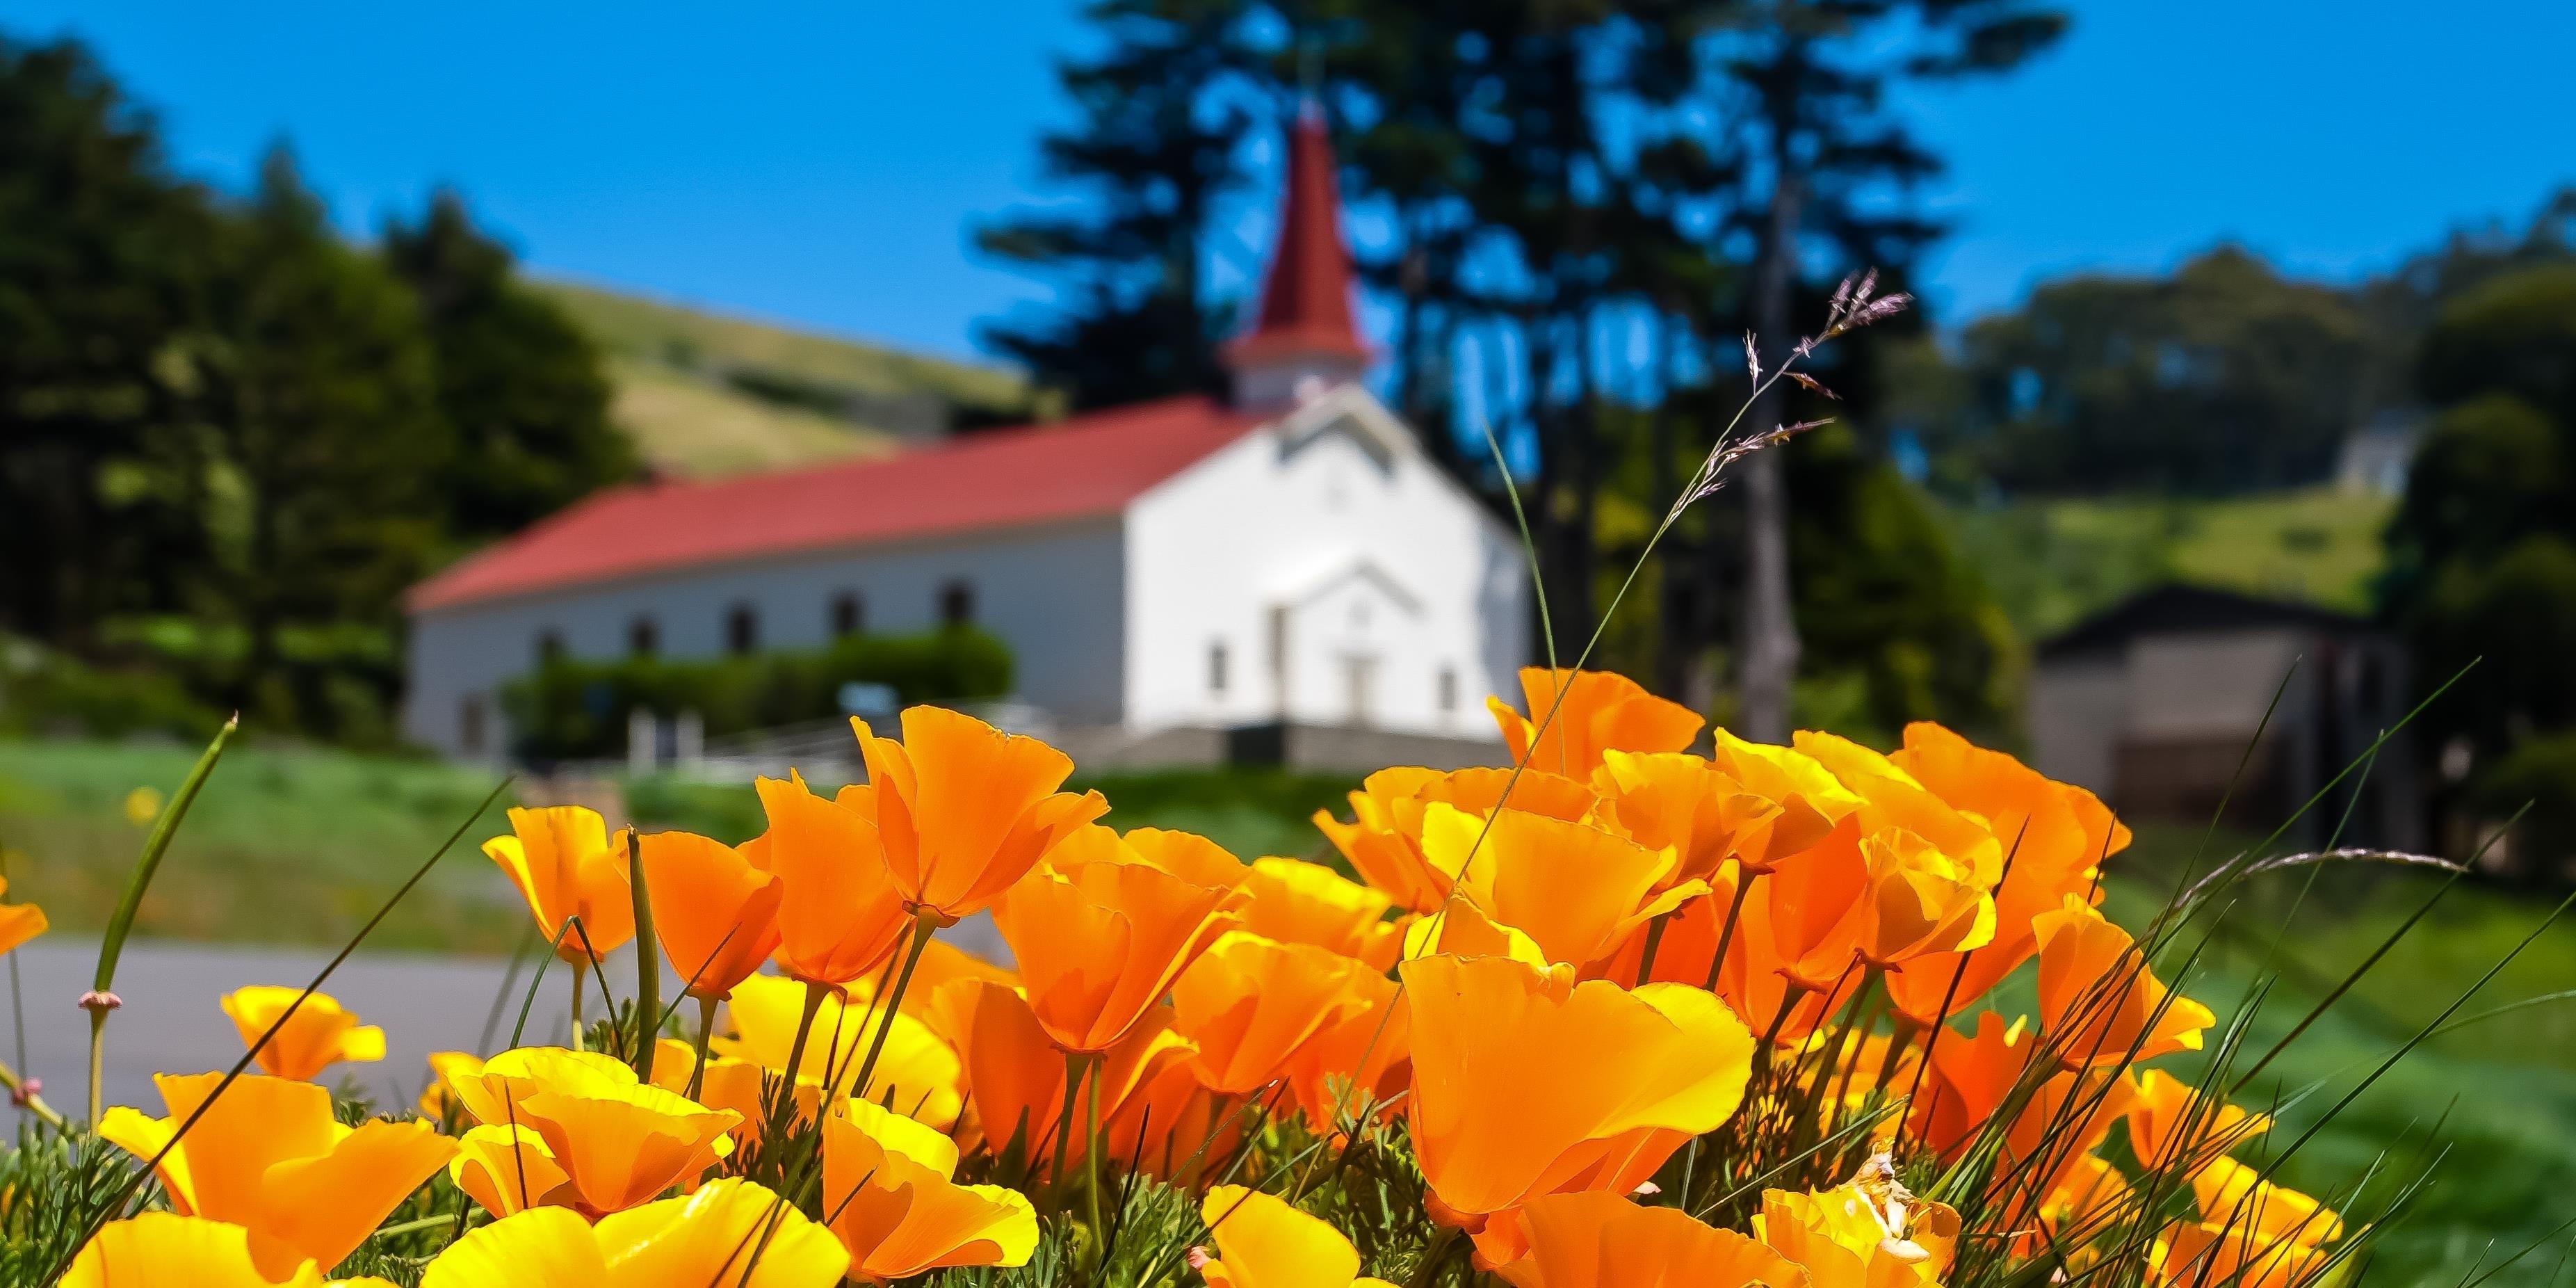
[1,1052,61,1128]
[568,969,585,1052]
[848,909,939,1104]
[688,993,718,1101]
[1082,1051,1106,1262]
[626,829,659,1082]
[779,977,830,1095]
[1701,869,1758,992]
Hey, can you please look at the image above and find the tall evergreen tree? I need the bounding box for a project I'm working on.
[0,37,216,643]
[384,189,631,544]
[975,0,1267,410]
[185,147,446,727]
[1677,0,2066,740]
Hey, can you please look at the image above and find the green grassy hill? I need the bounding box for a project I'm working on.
[1941,487,2398,641]
[531,280,1040,479]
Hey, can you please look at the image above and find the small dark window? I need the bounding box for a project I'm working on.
[726,603,759,655]
[536,629,565,666]
[939,580,974,627]
[629,615,658,657]
[1438,665,1458,712]
[1208,641,1229,694]
[831,591,864,637]
[459,695,486,754]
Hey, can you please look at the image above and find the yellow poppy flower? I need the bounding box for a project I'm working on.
[60,1211,399,1288]
[441,1047,738,1216]
[1491,1191,1809,1288]
[417,1050,485,1120]
[1313,766,1599,914]
[218,987,385,1083]
[1756,1171,1958,1288]
[820,1097,1040,1281]
[98,1072,454,1279]
[482,806,635,965]
[449,1123,574,1218]
[716,972,964,1129]
[2151,1219,2334,1288]
[420,1178,848,1288]
[1197,1185,1398,1288]
[2191,1157,2343,1249]
[1236,856,1402,968]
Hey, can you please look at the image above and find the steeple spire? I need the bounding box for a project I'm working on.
[1226,105,1369,408]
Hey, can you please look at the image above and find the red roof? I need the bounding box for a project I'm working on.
[410,395,1262,613]
[1226,110,1369,366]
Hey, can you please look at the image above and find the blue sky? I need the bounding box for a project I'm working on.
[6,1,2572,365]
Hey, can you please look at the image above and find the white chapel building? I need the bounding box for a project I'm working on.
[401,115,1528,770]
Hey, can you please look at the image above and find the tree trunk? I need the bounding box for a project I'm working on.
[1737,174,1804,744]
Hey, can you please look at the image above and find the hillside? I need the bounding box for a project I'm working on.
[1942,486,2397,641]
[531,280,1041,479]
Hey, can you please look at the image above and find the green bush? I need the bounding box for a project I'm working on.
[0,636,227,741]
[501,627,1012,760]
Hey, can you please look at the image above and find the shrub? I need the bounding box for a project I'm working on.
[499,626,1012,759]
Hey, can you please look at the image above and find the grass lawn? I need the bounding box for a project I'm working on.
[1941,487,2397,640]
[0,737,524,953]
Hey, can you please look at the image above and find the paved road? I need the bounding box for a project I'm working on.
[5,915,1010,1118]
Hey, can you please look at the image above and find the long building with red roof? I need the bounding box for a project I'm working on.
[401,114,1525,766]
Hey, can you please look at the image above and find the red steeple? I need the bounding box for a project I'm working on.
[1227,108,1369,376]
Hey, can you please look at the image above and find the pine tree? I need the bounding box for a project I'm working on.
[975,0,1267,411]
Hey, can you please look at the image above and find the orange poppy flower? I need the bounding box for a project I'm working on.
[927,978,1192,1167]
[0,876,47,957]
[820,1097,1040,1281]
[61,1212,393,1288]
[1173,932,1379,1095]
[419,1049,485,1120]
[1237,857,1402,968]
[848,707,1108,922]
[2033,896,2215,1068]
[1492,1191,1810,1288]
[1853,826,1996,968]
[637,830,782,999]
[1286,967,1410,1131]
[718,972,964,1128]
[1756,1170,1958,1288]
[2035,1153,2133,1255]
[1400,953,1754,1230]
[1105,1052,1235,1184]
[218,987,384,1083]
[482,806,635,965]
[2001,1067,2139,1208]
[847,938,1019,1045]
[2128,1068,2271,1175]
[1314,766,1598,913]
[419,1177,848,1288]
[1906,1013,2028,1159]
[1197,1185,1398,1288]
[1488,667,1703,780]
[1414,806,1703,972]
[1751,819,1871,990]
[1121,826,1251,887]
[993,856,1238,1052]
[1596,750,1841,885]
[441,1047,738,1216]
[1883,724,2123,1028]
[756,772,910,985]
[1792,732,2003,887]
[98,1072,455,1279]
